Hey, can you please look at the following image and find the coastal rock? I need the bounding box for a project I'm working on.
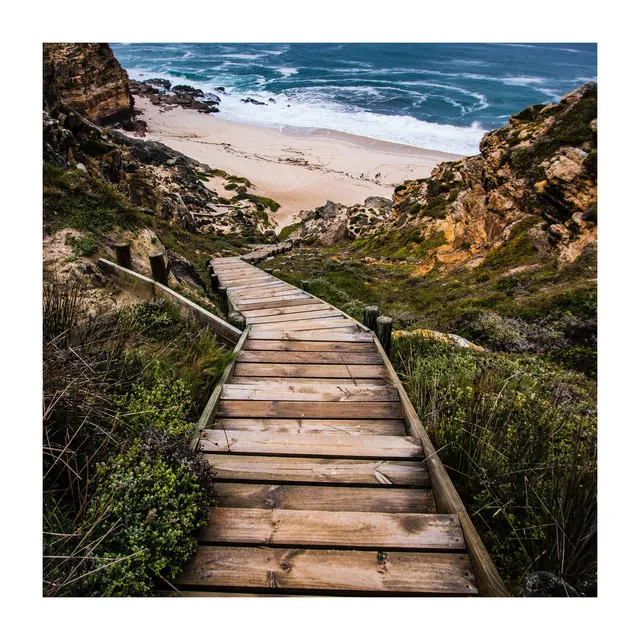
[288,197,393,246]
[130,79,220,114]
[146,78,172,90]
[241,98,267,106]
[43,43,134,125]
[172,84,205,97]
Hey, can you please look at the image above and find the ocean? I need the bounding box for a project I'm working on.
[111,42,597,156]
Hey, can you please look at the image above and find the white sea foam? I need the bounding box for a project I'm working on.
[276,67,299,78]
[127,67,486,155]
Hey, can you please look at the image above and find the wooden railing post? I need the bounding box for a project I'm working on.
[363,305,380,331]
[149,252,167,285]
[376,316,393,357]
[300,280,310,292]
[114,243,132,270]
[219,286,228,314]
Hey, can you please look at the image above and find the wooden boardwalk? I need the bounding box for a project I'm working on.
[173,256,482,596]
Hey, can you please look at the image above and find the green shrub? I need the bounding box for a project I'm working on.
[392,334,597,591]
[81,441,209,596]
[65,232,101,258]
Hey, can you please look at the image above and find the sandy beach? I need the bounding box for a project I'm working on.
[132,96,462,230]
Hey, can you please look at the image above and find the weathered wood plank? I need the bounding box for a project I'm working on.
[213,483,436,513]
[220,382,399,402]
[233,288,301,300]
[200,430,421,458]
[216,400,404,419]
[243,303,331,319]
[199,508,465,550]
[212,418,407,436]
[229,376,388,386]
[237,297,319,311]
[243,340,375,353]
[233,363,386,378]
[238,290,308,307]
[249,310,344,325]
[175,546,476,594]
[249,329,369,342]
[252,318,357,332]
[206,454,428,484]
[237,351,384,364]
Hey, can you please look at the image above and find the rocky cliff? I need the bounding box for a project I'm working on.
[43,43,134,125]
[287,83,597,271]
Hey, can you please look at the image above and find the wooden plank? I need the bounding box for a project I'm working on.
[252,318,357,332]
[216,400,404,419]
[213,418,407,436]
[229,376,388,386]
[237,351,384,364]
[236,291,308,303]
[243,340,375,353]
[243,303,331,319]
[220,382,399,402]
[199,508,465,550]
[175,546,476,594]
[249,310,344,325]
[200,430,422,458]
[206,454,428,484]
[237,298,319,311]
[228,281,289,292]
[233,288,301,300]
[248,329,369,342]
[234,363,386,378]
[213,483,436,513]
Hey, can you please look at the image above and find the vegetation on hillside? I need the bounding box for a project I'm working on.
[43,280,232,596]
[392,334,596,593]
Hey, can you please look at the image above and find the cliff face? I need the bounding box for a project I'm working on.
[43,43,133,125]
[288,83,597,271]
[390,82,597,269]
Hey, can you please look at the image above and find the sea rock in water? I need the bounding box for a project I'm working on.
[172,84,205,97]
[146,78,172,90]
[522,572,579,597]
[241,98,267,106]
[215,87,226,93]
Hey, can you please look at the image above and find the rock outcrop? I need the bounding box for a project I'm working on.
[390,82,597,269]
[287,196,393,246]
[43,106,274,239]
[43,43,134,125]
[290,83,597,270]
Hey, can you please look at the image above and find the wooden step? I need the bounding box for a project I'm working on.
[252,318,357,332]
[220,382,399,402]
[237,350,384,365]
[213,483,436,513]
[200,430,421,458]
[199,508,465,550]
[206,454,428,484]
[248,329,368,342]
[234,363,385,378]
[243,340,375,352]
[216,400,404,419]
[249,309,344,324]
[237,297,315,311]
[175,546,476,594]
[213,418,407,436]
[229,376,388,386]
[243,303,331,318]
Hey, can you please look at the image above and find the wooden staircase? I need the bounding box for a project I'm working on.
[171,257,484,596]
